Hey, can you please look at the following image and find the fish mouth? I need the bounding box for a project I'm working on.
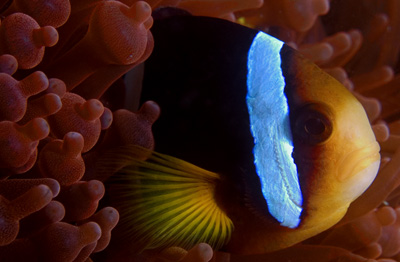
[337,141,381,182]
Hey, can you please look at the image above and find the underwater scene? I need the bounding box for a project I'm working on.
[0,0,399,261]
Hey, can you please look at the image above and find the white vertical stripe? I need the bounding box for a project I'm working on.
[246,32,302,228]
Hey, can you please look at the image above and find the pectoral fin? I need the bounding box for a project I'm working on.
[101,145,233,252]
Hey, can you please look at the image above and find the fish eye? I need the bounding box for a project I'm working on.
[304,117,326,135]
[294,104,333,145]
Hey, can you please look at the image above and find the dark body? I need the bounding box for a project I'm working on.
[141,14,259,188]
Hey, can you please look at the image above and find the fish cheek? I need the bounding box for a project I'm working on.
[291,143,320,214]
[290,110,334,222]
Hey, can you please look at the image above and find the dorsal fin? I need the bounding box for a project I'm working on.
[100,145,233,252]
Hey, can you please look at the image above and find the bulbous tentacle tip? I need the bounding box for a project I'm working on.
[33,26,59,47]
[0,74,25,122]
[86,180,106,200]
[300,30,358,66]
[0,178,62,198]
[183,243,214,262]
[76,99,105,122]
[47,78,66,98]
[100,107,113,130]
[144,15,154,30]
[0,13,56,69]
[19,71,49,97]
[11,184,54,219]
[352,66,394,93]
[354,242,382,260]
[97,207,120,231]
[139,100,161,124]
[157,246,188,261]
[128,1,154,30]
[42,200,66,223]
[9,149,38,174]
[46,179,61,197]
[0,184,55,246]
[353,93,382,123]
[159,243,214,262]
[19,92,62,125]
[17,0,71,28]
[47,93,102,152]
[0,71,48,122]
[299,42,334,64]
[0,198,20,246]
[313,0,330,16]
[365,13,390,43]
[90,207,120,253]
[379,228,400,258]
[372,123,390,143]
[43,93,63,114]
[0,54,18,75]
[38,132,85,185]
[56,180,105,222]
[100,108,156,150]
[33,221,102,261]
[377,208,400,257]
[376,206,397,227]
[62,131,85,157]
[18,117,50,141]
[0,118,48,171]
[17,200,66,239]
[349,29,364,46]
[286,0,329,32]
[129,1,153,24]
[87,0,153,65]
[79,221,103,245]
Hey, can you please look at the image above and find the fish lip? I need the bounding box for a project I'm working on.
[337,141,381,182]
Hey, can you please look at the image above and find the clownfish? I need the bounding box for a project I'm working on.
[103,12,381,255]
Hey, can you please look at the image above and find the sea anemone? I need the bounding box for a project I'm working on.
[0,0,155,261]
[0,0,399,261]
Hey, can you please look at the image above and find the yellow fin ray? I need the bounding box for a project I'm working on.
[103,145,233,252]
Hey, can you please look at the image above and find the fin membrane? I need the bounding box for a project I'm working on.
[102,145,233,252]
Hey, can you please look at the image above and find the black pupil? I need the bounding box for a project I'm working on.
[304,117,325,135]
